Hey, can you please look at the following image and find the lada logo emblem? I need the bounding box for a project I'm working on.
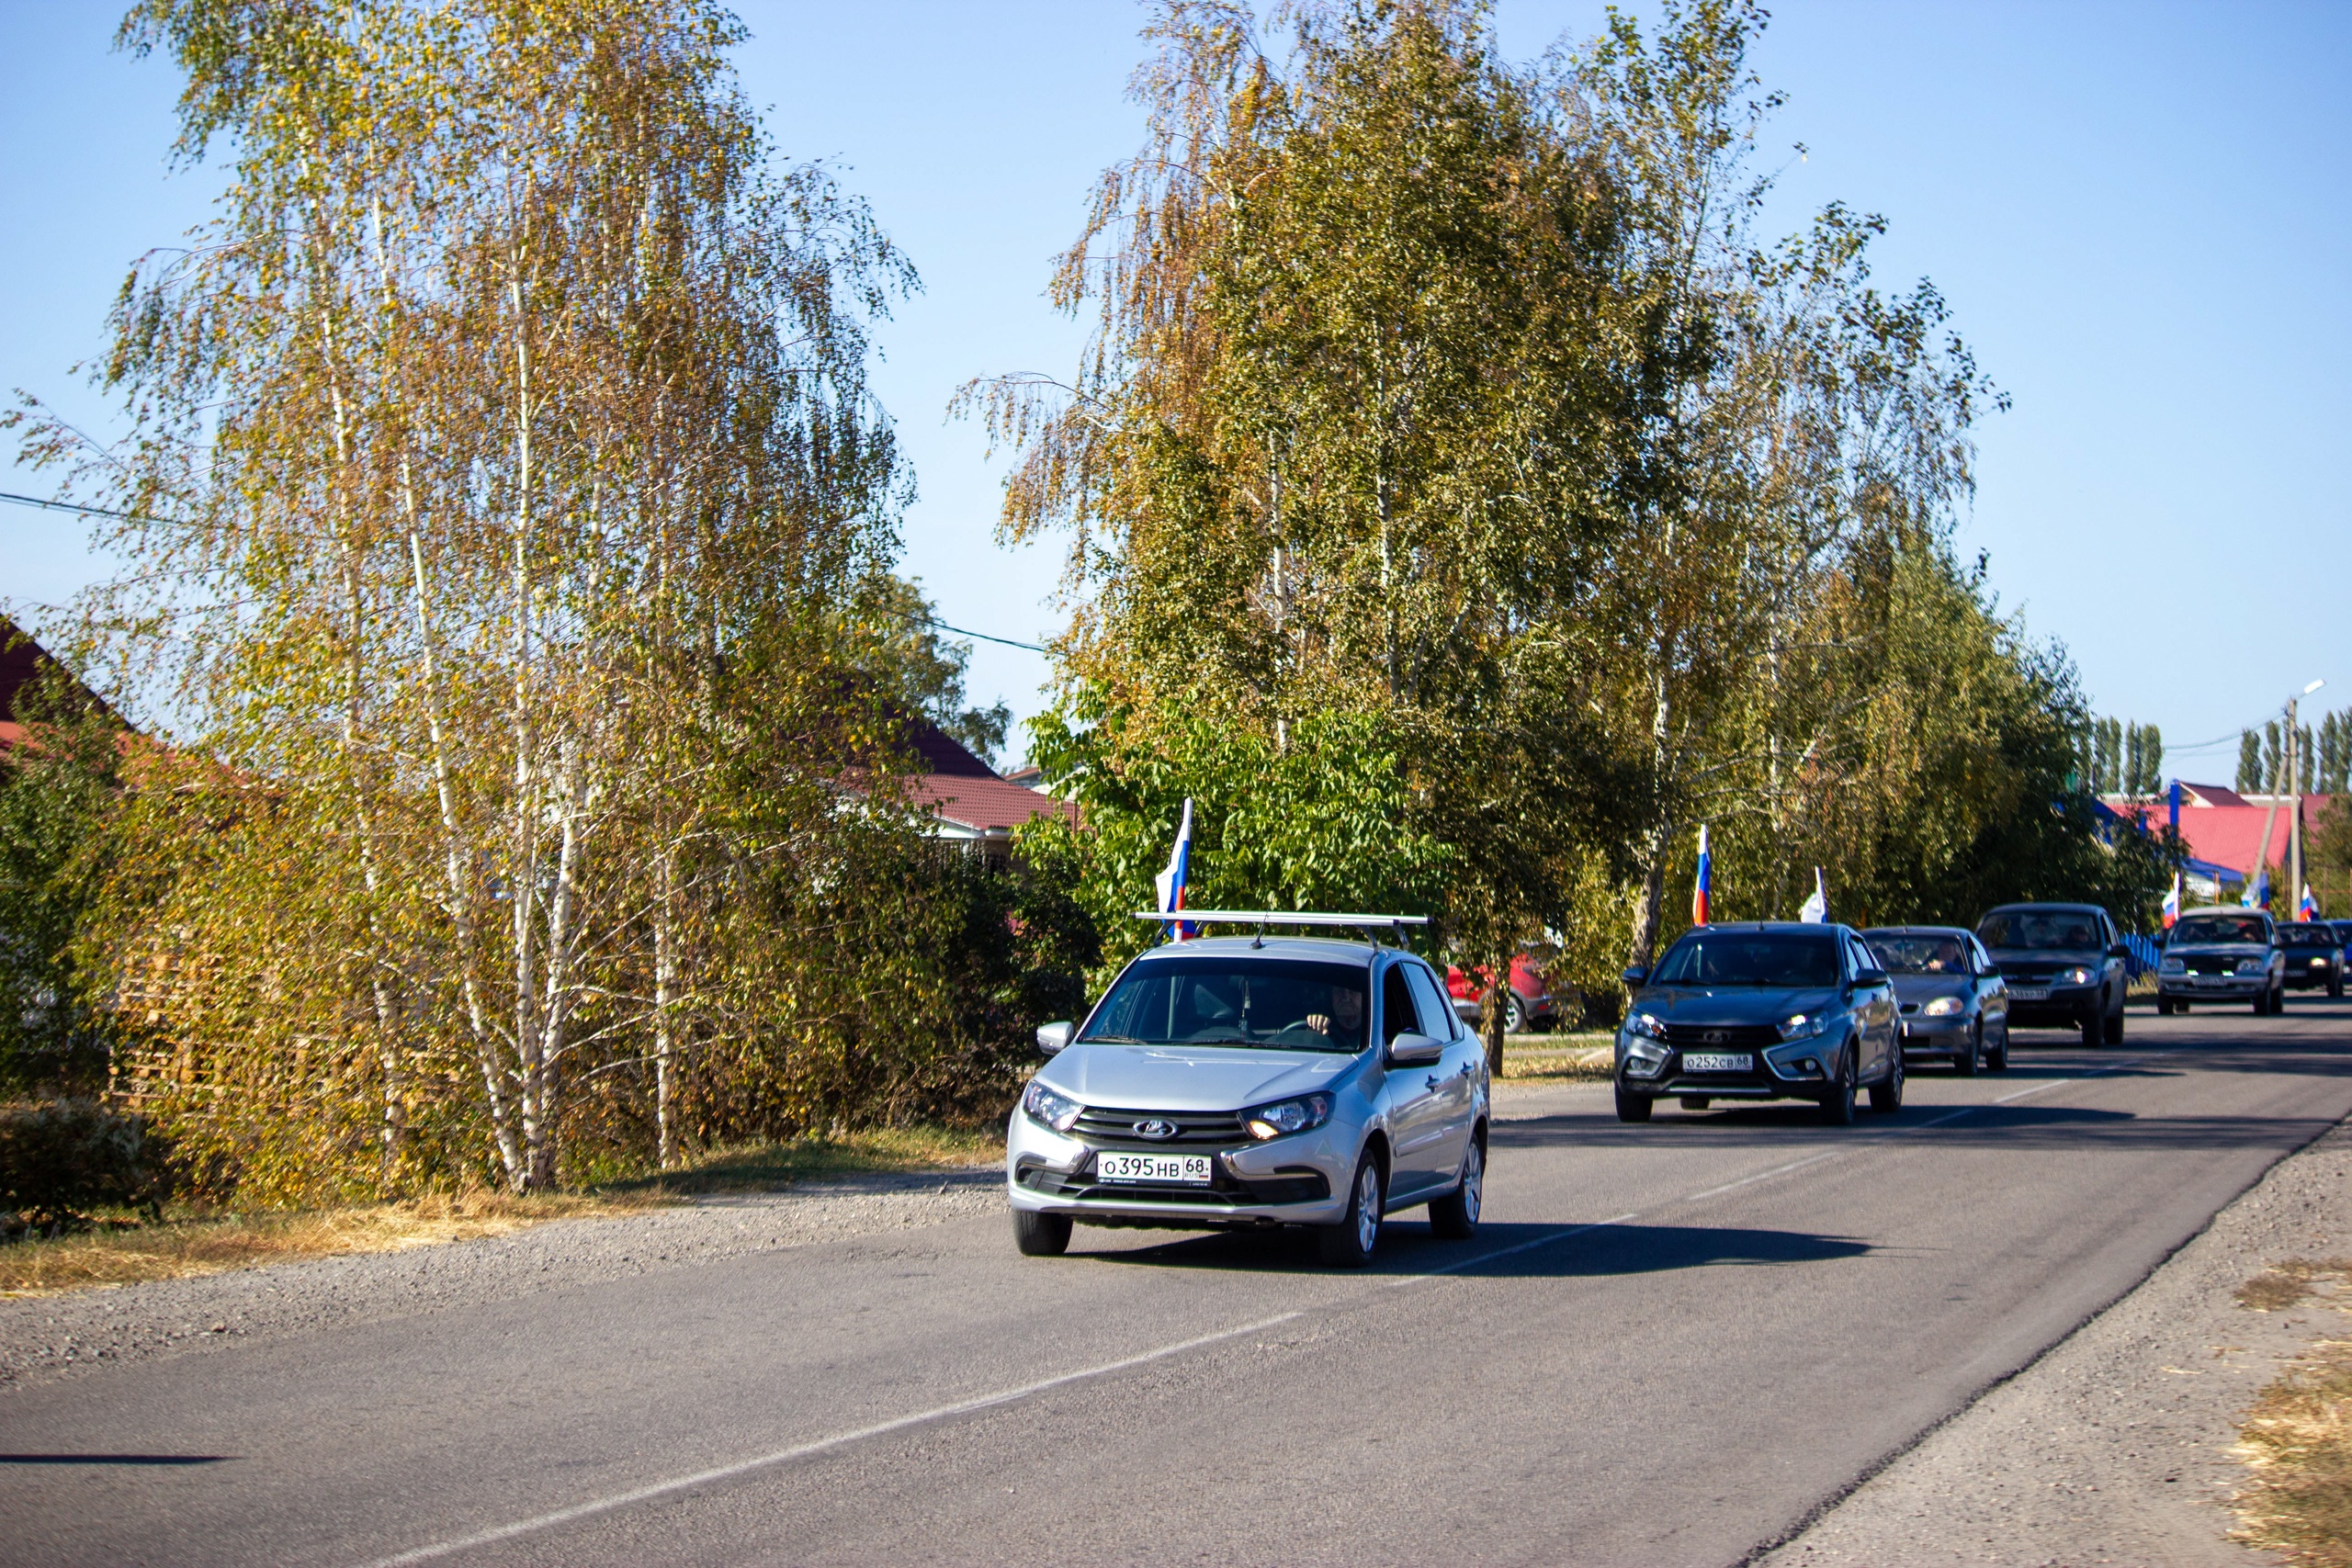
[1702,1030,1728,1044]
[1134,1119,1179,1141]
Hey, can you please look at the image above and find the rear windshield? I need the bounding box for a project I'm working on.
[1079,957,1370,1052]
[1977,910,2103,950]
[2278,924,2337,944]
[2171,914,2269,945]
[1652,931,1839,988]
[1863,932,1970,975]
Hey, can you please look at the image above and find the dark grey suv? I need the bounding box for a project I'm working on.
[1975,903,2130,1046]
[1615,923,1901,1125]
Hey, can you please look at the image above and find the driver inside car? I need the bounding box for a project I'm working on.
[1305,986,1365,1047]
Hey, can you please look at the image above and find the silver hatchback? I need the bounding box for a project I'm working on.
[1007,928,1488,1266]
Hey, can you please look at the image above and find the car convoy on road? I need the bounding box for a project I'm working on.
[1008,900,2346,1264]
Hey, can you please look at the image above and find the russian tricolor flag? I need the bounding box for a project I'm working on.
[2301,883,2320,921]
[2162,874,2179,930]
[1691,825,1711,926]
[1154,798,1195,941]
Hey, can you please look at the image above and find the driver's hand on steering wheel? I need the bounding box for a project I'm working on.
[1306,1013,1332,1034]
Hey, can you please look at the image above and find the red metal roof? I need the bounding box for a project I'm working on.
[864,713,1075,835]
[2118,793,2335,876]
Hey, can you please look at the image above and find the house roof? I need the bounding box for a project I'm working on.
[884,715,1077,836]
[2114,791,2336,878]
[0,616,114,753]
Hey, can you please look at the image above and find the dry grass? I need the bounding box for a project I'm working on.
[2233,1260,2352,1562]
[1496,1031,1616,1082]
[0,1189,663,1298]
[0,1123,1008,1298]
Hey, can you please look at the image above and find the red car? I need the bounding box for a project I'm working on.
[1446,953,1561,1033]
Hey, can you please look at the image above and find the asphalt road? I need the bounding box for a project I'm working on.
[7,1000,2352,1568]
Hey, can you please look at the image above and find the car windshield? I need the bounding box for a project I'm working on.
[1977,910,2102,950]
[1078,957,1371,1052]
[1863,932,1970,975]
[1651,931,1839,988]
[2279,924,2335,944]
[2171,914,2268,945]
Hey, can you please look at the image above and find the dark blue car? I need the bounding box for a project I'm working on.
[1614,923,1902,1125]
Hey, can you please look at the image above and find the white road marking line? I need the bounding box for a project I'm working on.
[1682,1150,1848,1202]
[1992,1058,2144,1104]
[354,1311,1305,1568]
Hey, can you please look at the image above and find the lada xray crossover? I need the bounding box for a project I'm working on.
[1008,919,1488,1267]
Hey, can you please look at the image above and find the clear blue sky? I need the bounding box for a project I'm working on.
[4,2,2346,776]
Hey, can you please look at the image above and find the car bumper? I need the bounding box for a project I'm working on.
[2156,975,2266,1000]
[2003,984,2102,1025]
[1005,1113,1353,1228]
[2283,963,2337,990]
[1616,1042,1836,1102]
[1899,1017,1970,1056]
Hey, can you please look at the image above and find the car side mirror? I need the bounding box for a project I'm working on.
[1621,965,1648,988]
[1387,1032,1444,1068]
[1035,1021,1074,1056]
[1853,966,1889,987]
[2107,943,2129,960]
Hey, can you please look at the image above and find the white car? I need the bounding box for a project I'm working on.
[1007,920,1488,1267]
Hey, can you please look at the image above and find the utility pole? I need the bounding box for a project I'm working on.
[2290,679,2324,916]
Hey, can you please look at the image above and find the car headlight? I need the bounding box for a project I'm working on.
[2235,958,2266,976]
[1244,1092,1333,1141]
[1776,1012,1827,1042]
[1021,1079,1084,1134]
[2160,956,2184,974]
[2059,966,2094,986]
[1923,997,1962,1017]
[1624,1010,1667,1042]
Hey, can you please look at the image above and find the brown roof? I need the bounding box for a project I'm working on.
[871,713,1075,835]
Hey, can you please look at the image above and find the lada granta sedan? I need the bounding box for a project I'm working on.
[1614,923,1901,1124]
[1008,935,1488,1267]
[2156,908,2286,1015]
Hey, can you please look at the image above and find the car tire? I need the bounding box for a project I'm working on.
[2156,997,2175,1016]
[2254,986,2272,1016]
[2273,980,2286,1013]
[1012,1209,1072,1258]
[2108,1002,2125,1043]
[1819,1049,1857,1126]
[1869,1047,1905,1113]
[2081,1006,2106,1048]
[1987,1025,2009,1071]
[1504,992,1529,1034]
[1614,1086,1655,1123]
[1955,1023,1980,1076]
[1427,1134,1483,1240]
[1318,1151,1385,1268]
[2332,976,2344,999]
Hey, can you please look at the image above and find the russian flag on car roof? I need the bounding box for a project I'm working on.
[1691,825,1712,926]
[2301,883,2320,921]
[2162,874,2180,930]
[1154,798,1195,941]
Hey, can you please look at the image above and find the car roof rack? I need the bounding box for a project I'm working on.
[1129,909,1430,949]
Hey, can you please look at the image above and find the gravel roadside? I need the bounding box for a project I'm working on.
[1755,1117,2352,1567]
[0,1170,1001,1392]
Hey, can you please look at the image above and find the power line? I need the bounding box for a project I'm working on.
[0,488,1052,655]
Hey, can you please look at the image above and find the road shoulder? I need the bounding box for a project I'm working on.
[1755,1117,2352,1567]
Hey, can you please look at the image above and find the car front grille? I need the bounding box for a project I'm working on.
[1658,1023,1780,1050]
[1070,1106,1249,1146]
[1014,1157,1328,1206]
[2181,958,2245,976]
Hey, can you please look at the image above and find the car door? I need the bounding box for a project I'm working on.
[1845,932,1894,1077]
[1970,935,2007,1041]
[2100,913,2125,1013]
[1378,959,1453,1200]
[1404,960,1476,1182]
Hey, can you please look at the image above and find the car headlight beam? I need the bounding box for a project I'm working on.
[2235,958,2266,976]
[1021,1079,1085,1134]
[1245,1091,1333,1141]
[1922,997,1962,1017]
[1776,1012,1827,1043]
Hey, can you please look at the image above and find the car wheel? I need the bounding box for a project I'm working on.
[1869,1046,1905,1113]
[2332,976,2343,999]
[2273,981,2287,1013]
[1954,1023,1980,1077]
[2080,1006,2106,1047]
[1504,992,1529,1034]
[2108,1002,2125,1043]
[2156,997,2175,1016]
[1614,1086,1655,1123]
[1819,1048,1857,1126]
[2254,986,2272,1016]
[1987,1025,2009,1071]
[1428,1134,1483,1240]
[1012,1208,1071,1258]
[1318,1151,1385,1268]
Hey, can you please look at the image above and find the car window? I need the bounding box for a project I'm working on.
[1968,937,1992,975]
[1978,909,2103,950]
[1382,965,1419,1046]
[2171,914,2270,945]
[1652,931,1841,987]
[1403,962,1455,1040]
[1866,932,1969,974]
[1080,956,1370,1052]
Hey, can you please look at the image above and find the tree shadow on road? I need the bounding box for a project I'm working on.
[1075,1221,1872,1278]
